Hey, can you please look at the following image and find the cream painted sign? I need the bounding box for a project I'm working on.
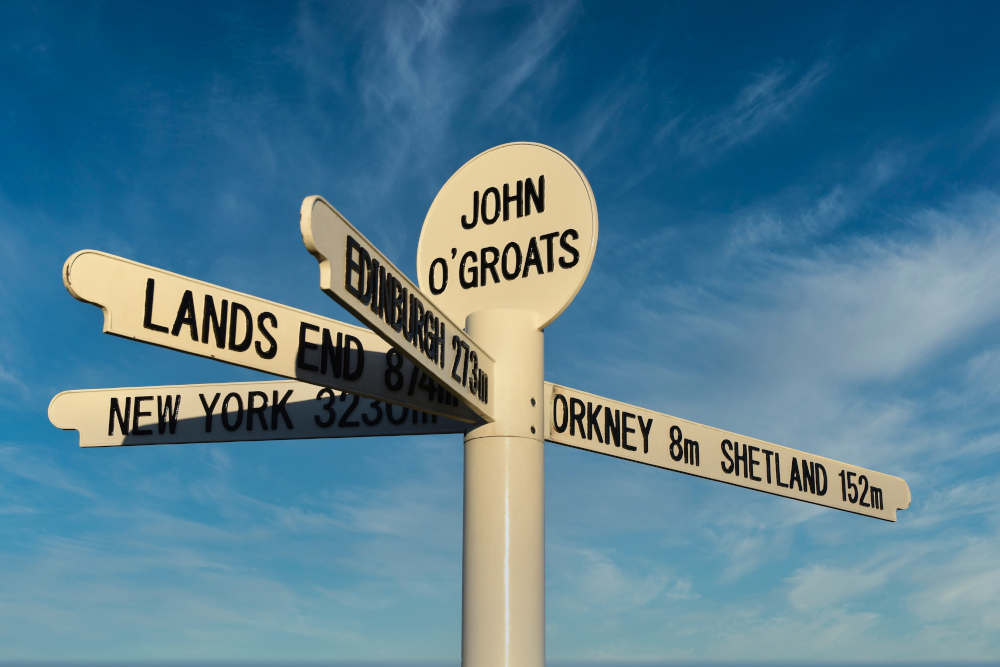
[301,196,496,422]
[50,380,465,447]
[63,250,476,422]
[416,142,598,330]
[544,383,910,521]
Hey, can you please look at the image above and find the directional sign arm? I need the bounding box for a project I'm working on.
[301,196,496,422]
[50,380,465,447]
[543,382,911,522]
[62,250,477,422]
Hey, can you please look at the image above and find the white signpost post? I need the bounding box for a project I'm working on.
[52,142,910,667]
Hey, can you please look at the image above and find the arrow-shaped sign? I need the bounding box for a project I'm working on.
[301,196,496,422]
[50,379,465,447]
[544,383,911,521]
[63,250,476,422]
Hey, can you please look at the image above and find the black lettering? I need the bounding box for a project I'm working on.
[201,295,228,348]
[775,452,789,488]
[815,464,827,496]
[525,175,544,215]
[462,191,480,229]
[400,288,411,340]
[748,445,761,481]
[109,397,131,436]
[559,229,580,269]
[762,449,774,484]
[321,329,343,377]
[721,439,734,474]
[459,251,478,289]
[379,267,393,325]
[156,395,181,434]
[503,181,523,220]
[481,187,500,224]
[345,236,372,304]
[552,394,568,433]
[362,400,383,426]
[314,388,336,428]
[437,320,446,369]
[386,402,408,425]
[389,278,403,332]
[733,441,748,478]
[132,396,153,436]
[789,457,803,491]
[338,394,360,428]
[170,290,199,340]
[622,413,637,451]
[684,439,700,466]
[605,409,621,447]
[522,237,543,277]
[425,313,439,364]
[802,460,815,494]
[228,302,253,352]
[199,393,220,432]
[429,258,448,295]
[501,242,522,280]
[412,297,425,352]
[569,397,585,437]
[369,259,382,316]
[586,402,603,443]
[255,312,278,359]
[296,322,319,372]
[221,392,244,431]
[384,348,404,392]
[142,278,169,333]
[271,389,293,429]
[480,246,500,286]
[669,425,684,461]
[638,417,653,454]
[343,335,364,380]
[539,231,559,272]
[247,391,268,431]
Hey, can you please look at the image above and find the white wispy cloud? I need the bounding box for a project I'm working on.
[676,56,832,160]
[726,151,907,253]
[549,543,687,614]
[479,0,579,118]
[786,562,893,611]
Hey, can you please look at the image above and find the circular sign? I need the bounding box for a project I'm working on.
[417,142,598,331]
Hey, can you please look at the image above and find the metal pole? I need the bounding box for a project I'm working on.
[462,308,545,667]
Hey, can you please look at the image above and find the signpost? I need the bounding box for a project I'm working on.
[50,380,464,447]
[52,142,910,667]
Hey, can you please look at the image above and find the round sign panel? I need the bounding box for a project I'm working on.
[417,143,598,330]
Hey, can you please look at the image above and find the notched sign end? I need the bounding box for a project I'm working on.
[48,391,86,448]
[885,475,912,522]
[63,250,121,336]
[300,195,343,295]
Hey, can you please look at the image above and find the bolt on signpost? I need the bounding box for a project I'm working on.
[52,142,910,667]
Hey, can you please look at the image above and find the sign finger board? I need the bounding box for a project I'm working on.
[544,383,911,521]
[301,196,496,422]
[63,250,477,422]
[50,380,466,447]
[417,142,598,331]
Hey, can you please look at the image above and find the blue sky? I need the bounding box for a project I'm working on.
[2,0,1000,662]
